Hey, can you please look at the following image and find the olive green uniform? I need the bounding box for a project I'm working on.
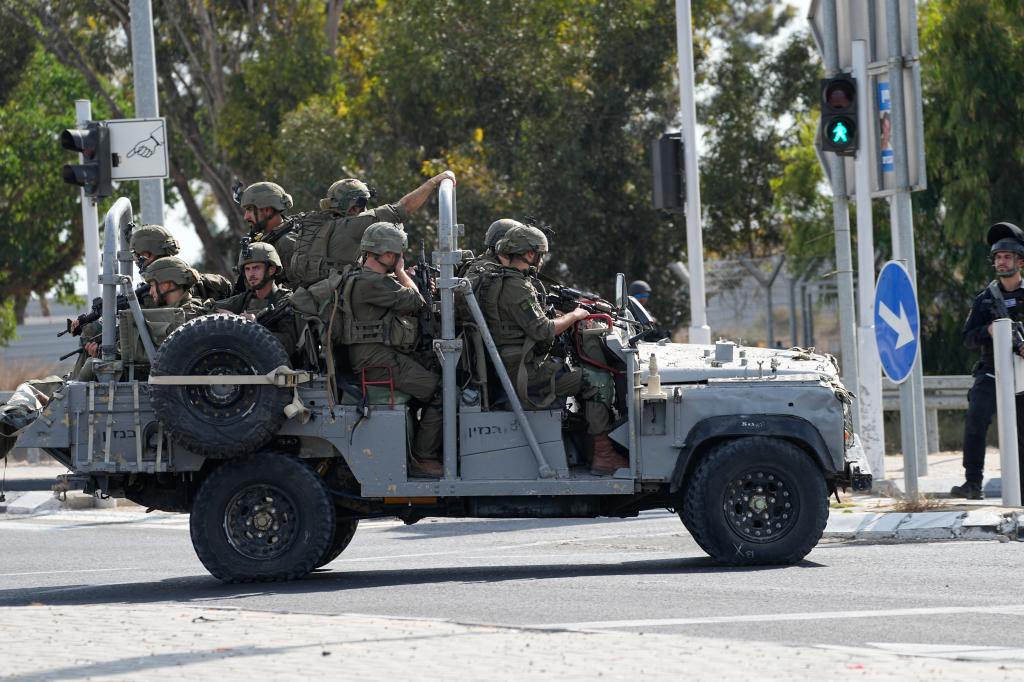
[289,204,409,288]
[346,265,442,458]
[479,266,609,435]
[214,285,301,360]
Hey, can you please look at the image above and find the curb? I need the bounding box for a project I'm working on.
[0,490,124,515]
[824,509,1023,542]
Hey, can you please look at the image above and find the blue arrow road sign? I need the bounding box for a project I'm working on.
[874,261,920,383]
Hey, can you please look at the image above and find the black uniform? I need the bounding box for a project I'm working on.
[960,280,1024,490]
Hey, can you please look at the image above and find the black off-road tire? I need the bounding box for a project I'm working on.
[315,516,360,568]
[151,314,290,458]
[190,454,335,583]
[680,437,828,566]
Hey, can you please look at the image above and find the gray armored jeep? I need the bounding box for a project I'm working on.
[8,183,869,583]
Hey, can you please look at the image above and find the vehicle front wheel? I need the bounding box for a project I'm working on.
[680,436,828,566]
[190,453,335,583]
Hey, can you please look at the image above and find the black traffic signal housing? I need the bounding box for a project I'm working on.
[652,132,685,211]
[820,75,858,156]
[60,121,112,198]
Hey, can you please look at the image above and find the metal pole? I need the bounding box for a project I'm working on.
[130,0,164,226]
[885,0,928,479]
[675,0,710,344]
[822,0,861,432]
[75,100,101,302]
[436,178,462,480]
[852,40,886,483]
[992,319,1022,506]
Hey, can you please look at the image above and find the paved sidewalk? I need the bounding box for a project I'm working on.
[1,604,1023,681]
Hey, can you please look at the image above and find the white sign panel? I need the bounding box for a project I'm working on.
[106,117,169,180]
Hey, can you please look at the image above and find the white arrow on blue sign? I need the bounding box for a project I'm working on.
[874,260,920,384]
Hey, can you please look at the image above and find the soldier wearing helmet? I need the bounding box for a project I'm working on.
[341,222,443,477]
[213,242,302,360]
[81,256,208,361]
[954,221,1024,500]
[483,225,628,476]
[127,224,231,303]
[235,181,297,292]
[289,170,456,289]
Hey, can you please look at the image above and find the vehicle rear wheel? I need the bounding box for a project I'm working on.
[680,436,828,565]
[190,453,334,583]
[150,314,290,458]
[315,516,359,568]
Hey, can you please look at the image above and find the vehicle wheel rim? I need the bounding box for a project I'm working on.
[722,468,799,543]
[185,349,257,424]
[224,484,298,560]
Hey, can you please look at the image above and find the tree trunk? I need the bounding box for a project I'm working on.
[14,294,28,325]
[324,0,344,58]
[169,162,233,277]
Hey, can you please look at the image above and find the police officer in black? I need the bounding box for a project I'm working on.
[954,221,1024,499]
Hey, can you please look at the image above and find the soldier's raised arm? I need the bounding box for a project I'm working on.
[398,170,455,216]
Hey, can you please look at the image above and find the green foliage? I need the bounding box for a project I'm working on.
[916,0,1024,373]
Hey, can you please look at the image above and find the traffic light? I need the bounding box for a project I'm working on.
[820,75,858,156]
[652,132,684,211]
[60,121,112,198]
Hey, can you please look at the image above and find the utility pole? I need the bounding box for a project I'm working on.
[675,0,711,344]
[130,0,164,227]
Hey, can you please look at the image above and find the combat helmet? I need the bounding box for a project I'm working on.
[144,256,198,289]
[320,178,372,212]
[130,224,180,263]
[239,181,293,212]
[628,280,652,297]
[484,219,525,251]
[987,221,1024,258]
[237,241,283,290]
[496,225,548,256]
[360,222,407,256]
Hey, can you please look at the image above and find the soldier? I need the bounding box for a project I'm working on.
[343,222,443,478]
[627,279,670,342]
[80,256,209,361]
[214,242,302,361]
[484,225,628,475]
[129,224,232,302]
[236,181,297,291]
[289,170,455,288]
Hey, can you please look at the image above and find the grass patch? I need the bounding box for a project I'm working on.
[0,359,62,391]
[890,494,948,513]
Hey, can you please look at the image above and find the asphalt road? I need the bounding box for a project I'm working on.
[2,509,1023,656]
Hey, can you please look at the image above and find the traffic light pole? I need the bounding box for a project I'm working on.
[885,0,928,484]
[75,99,101,302]
[674,0,710,345]
[821,0,862,435]
[851,41,887,487]
[130,0,164,227]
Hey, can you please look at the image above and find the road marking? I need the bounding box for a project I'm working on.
[0,567,139,578]
[530,604,1024,630]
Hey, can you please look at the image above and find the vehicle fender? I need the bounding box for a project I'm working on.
[669,414,835,493]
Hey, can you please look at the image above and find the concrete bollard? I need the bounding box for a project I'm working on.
[992,319,1021,506]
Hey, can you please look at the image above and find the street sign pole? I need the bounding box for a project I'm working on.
[885,0,928,479]
[675,0,711,344]
[852,40,886,484]
[75,99,101,302]
[130,0,164,226]
[992,320,1022,506]
[821,0,862,432]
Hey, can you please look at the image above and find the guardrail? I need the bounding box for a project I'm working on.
[882,375,971,453]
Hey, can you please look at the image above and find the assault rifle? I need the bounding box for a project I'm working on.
[544,282,640,326]
[412,240,440,351]
[987,281,1024,355]
[59,282,149,337]
[255,298,294,329]
[59,333,102,361]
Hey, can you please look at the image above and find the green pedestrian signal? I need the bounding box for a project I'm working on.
[820,75,858,156]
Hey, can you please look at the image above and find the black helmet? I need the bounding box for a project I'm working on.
[987,221,1024,258]
[628,280,652,297]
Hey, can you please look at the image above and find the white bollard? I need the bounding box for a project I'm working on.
[992,319,1021,506]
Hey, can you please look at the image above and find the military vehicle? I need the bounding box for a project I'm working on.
[5,181,870,583]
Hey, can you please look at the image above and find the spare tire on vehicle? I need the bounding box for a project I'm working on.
[150,313,291,458]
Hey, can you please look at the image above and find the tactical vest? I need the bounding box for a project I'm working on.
[476,266,535,347]
[339,270,420,352]
[290,210,381,288]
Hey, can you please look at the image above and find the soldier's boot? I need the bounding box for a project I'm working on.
[590,434,629,476]
[950,481,984,500]
[409,454,442,478]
